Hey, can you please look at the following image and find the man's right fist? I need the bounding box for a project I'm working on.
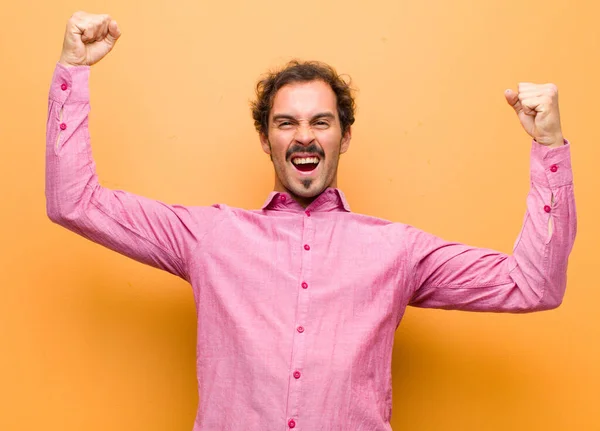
[59,12,121,67]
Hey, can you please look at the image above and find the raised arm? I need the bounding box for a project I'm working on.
[46,12,221,281]
[407,83,577,312]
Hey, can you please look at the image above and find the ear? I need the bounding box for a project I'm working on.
[260,133,271,155]
[340,126,352,154]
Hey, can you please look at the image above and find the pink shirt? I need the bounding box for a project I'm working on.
[46,64,577,430]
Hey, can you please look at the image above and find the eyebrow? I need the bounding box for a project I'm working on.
[272,112,336,122]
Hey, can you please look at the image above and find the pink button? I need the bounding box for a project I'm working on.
[288,419,296,428]
[544,205,551,213]
[550,165,558,172]
[304,244,310,251]
[280,195,286,202]
[293,371,301,379]
[305,210,311,217]
[297,326,304,333]
[59,123,67,131]
[61,83,68,91]
[301,282,308,289]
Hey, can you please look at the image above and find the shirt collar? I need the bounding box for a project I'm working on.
[261,187,351,213]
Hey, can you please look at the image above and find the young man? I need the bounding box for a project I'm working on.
[47,12,576,431]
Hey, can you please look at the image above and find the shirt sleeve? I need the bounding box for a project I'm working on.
[45,63,222,281]
[406,140,577,312]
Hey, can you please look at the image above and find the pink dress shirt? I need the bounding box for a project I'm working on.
[46,64,577,430]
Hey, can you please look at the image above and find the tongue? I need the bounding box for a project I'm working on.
[295,163,318,172]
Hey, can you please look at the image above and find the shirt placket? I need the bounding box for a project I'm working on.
[285,209,314,430]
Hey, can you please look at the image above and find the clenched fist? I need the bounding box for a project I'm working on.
[505,83,564,148]
[59,11,121,67]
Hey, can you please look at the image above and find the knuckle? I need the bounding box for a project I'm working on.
[93,19,104,30]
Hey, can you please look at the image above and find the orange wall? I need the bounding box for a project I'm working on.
[1,0,598,429]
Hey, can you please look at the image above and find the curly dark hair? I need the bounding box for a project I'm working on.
[251,60,356,137]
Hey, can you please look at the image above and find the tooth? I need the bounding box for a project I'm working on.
[292,157,319,165]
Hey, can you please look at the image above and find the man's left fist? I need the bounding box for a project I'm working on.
[505,83,564,148]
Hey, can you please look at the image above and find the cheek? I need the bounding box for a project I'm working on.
[317,130,342,145]
[269,134,292,157]
[320,139,342,158]
[271,147,289,167]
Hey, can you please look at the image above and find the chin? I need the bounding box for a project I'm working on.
[293,189,320,198]
[288,181,328,198]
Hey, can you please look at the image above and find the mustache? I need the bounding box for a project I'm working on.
[286,143,325,161]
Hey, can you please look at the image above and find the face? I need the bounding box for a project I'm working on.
[260,80,351,206]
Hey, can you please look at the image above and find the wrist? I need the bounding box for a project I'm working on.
[58,54,81,68]
[546,135,565,148]
[535,134,565,148]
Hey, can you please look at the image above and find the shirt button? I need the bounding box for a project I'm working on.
[59,123,67,131]
[280,195,286,202]
[304,244,310,251]
[301,282,308,289]
[293,371,301,379]
[297,326,304,333]
[550,164,558,172]
[544,205,551,213]
[61,83,68,91]
[305,210,311,217]
[288,419,296,428]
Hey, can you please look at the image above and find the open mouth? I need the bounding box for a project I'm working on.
[292,156,320,173]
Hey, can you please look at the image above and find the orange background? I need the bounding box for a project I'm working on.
[1,0,598,429]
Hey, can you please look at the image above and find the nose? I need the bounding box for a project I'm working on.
[294,123,315,146]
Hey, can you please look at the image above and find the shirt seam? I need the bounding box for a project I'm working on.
[531,178,573,188]
[534,214,551,306]
[407,229,418,299]
[395,231,411,326]
[49,96,89,104]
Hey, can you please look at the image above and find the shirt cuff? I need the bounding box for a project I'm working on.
[49,63,90,104]
[530,139,573,188]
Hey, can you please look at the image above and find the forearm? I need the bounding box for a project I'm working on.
[507,140,576,310]
[45,63,96,224]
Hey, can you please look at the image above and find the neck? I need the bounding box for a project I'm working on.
[273,180,337,209]
[291,193,318,209]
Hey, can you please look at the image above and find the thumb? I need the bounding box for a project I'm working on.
[106,20,121,44]
[504,89,522,114]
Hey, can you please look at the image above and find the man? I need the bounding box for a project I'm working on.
[46,11,576,431]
